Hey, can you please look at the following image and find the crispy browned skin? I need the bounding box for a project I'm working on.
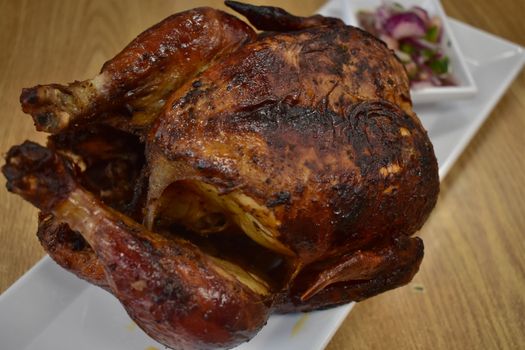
[148,98,437,309]
[3,142,270,350]
[275,235,424,312]
[20,7,255,133]
[4,2,440,348]
[37,213,109,290]
[152,25,412,143]
[152,101,436,256]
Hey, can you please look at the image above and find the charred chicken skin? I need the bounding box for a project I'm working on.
[3,2,439,349]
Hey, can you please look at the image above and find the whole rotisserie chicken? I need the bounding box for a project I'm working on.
[2,2,439,349]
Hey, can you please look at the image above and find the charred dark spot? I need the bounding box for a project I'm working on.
[36,112,53,126]
[231,74,246,86]
[266,191,291,207]
[294,184,305,195]
[374,76,385,94]
[187,107,195,120]
[304,160,317,171]
[354,60,370,80]
[115,220,141,235]
[335,45,350,66]
[298,32,350,76]
[195,159,210,171]
[174,85,206,109]
[2,141,77,211]
[70,232,86,251]
[139,238,155,254]
[20,88,39,105]
[192,80,202,88]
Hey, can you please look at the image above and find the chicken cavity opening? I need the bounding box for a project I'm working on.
[154,180,232,235]
[153,179,294,291]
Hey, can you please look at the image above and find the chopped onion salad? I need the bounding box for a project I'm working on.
[357,2,456,88]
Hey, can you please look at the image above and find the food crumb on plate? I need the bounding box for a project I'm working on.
[291,314,309,336]
[126,321,138,331]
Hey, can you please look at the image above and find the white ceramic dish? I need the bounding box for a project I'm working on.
[0,15,523,350]
[321,0,478,104]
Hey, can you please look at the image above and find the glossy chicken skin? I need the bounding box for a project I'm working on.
[3,2,439,349]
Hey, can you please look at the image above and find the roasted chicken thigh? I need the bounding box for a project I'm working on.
[3,2,439,349]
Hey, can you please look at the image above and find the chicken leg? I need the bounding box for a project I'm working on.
[3,141,270,350]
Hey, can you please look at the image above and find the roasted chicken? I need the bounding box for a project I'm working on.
[3,2,439,349]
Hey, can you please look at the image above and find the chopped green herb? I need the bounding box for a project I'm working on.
[400,43,415,54]
[392,2,405,11]
[425,26,439,42]
[422,49,434,59]
[429,57,449,74]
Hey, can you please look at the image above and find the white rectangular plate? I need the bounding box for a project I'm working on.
[0,15,523,350]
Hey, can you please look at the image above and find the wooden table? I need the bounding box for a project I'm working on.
[0,0,523,349]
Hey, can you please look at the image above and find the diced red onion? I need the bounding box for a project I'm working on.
[384,13,427,39]
[415,55,426,66]
[411,6,430,24]
[430,76,442,86]
[401,37,439,51]
[376,4,393,25]
[414,38,439,50]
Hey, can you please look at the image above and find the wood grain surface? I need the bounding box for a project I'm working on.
[0,0,524,349]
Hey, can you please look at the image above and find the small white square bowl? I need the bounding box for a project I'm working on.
[319,0,478,104]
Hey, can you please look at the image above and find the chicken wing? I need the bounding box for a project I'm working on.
[20,7,255,133]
